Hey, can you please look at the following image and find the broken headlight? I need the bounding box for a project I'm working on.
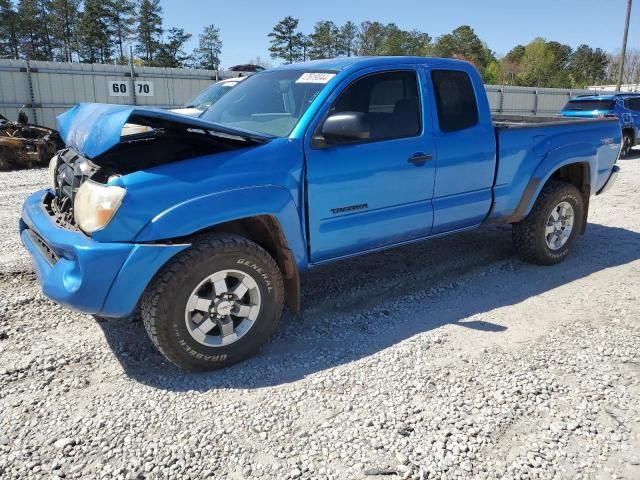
[48,153,59,190]
[73,180,126,234]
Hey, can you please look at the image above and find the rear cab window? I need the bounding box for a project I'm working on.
[626,98,640,112]
[562,100,616,112]
[431,70,479,132]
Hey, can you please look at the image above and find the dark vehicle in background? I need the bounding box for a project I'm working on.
[559,93,640,157]
[229,64,266,74]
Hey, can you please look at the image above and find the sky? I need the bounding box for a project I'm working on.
[160,0,639,68]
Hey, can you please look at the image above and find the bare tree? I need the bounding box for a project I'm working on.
[608,49,640,86]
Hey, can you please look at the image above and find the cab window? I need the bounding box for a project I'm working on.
[330,70,421,141]
[431,70,479,132]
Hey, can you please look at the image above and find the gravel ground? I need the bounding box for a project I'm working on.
[0,152,639,480]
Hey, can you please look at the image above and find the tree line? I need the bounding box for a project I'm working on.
[0,0,222,68]
[268,16,638,89]
[1,4,638,88]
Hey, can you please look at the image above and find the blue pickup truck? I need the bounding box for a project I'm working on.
[559,93,640,157]
[20,57,621,370]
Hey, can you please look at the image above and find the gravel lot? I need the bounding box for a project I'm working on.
[1,152,639,480]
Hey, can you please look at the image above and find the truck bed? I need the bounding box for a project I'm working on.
[488,114,620,223]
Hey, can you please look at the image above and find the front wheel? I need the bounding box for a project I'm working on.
[512,181,585,265]
[140,234,284,371]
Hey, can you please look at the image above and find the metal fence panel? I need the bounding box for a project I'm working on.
[0,59,219,128]
[485,84,593,116]
[1,59,605,129]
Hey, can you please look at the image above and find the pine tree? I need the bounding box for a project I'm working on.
[569,45,608,88]
[155,27,191,67]
[49,0,80,61]
[36,0,54,59]
[16,0,50,59]
[0,0,20,59]
[136,0,162,63]
[337,21,358,57]
[194,24,222,69]
[308,21,339,60]
[268,16,304,64]
[106,0,136,62]
[77,0,112,63]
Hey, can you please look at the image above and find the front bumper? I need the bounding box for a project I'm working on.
[20,190,188,317]
[596,165,620,195]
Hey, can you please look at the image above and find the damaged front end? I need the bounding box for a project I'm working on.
[50,103,272,230]
[0,114,63,170]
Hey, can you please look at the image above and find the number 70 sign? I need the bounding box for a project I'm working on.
[109,80,154,97]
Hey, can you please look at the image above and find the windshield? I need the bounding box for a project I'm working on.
[186,82,236,110]
[200,70,337,137]
[562,100,615,111]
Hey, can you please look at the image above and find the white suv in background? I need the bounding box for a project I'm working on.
[122,77,245,135]
[173,77,245,117]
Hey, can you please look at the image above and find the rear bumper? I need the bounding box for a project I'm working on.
[20,190,188,317]
[596,165,620,195]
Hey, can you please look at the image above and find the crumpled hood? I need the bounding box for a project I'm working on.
[57,103,270,159]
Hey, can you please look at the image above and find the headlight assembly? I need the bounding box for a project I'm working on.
[73,180,126,234]
[48,153,59,190]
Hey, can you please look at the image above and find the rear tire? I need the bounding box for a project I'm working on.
[140,234,284,371]
[621,131,633,158]
[512,181,585,265]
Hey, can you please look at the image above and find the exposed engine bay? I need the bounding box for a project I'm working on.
[0,114,63,170]
[49,114,270,228]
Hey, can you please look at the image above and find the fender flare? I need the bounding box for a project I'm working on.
[505,144,594,224]
[134,185,308,270]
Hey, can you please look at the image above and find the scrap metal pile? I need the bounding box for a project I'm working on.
[0,114,63,170]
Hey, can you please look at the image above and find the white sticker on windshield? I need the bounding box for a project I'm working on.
[296,72,336,84]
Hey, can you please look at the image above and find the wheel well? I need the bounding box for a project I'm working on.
[549,162,590,193]
[547,162,590,233]
[204,215,301,313]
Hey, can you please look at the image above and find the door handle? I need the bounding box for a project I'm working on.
[408,153,433,166]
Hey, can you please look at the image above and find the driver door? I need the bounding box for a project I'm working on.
[304,67,436,263]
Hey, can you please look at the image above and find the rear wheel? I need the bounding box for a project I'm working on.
[621,131,633,157]
[140,234,284,371]
[512,181,584,265]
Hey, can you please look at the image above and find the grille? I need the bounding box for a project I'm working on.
[55,149,83,202]
[51,148,94,227]
[25,228,58,266]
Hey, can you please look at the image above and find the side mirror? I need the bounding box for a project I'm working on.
[321,111,370,144]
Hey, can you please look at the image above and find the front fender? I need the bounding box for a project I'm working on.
[135,185,308,269]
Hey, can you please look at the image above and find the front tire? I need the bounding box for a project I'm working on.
[512,181,585,265]
[140,234,284,371]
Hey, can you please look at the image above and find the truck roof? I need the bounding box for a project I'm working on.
[271,56,469,72]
